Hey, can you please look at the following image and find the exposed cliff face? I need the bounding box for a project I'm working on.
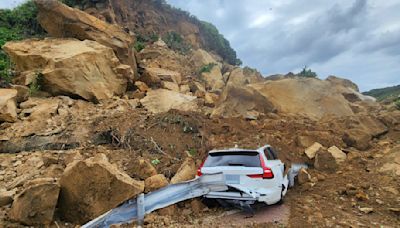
[66,0,240,65]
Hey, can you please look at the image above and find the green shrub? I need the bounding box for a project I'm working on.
[199,63,216,74]
[0,1,45,83]
[198,21,241,66]
[162,31,190,54]
[297,66,318,78]
[151,158,161,165]
[395,99,400,110]
[133,41,145,52]
[29,72,44,95]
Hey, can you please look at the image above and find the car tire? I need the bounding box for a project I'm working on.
[277,185,285,205]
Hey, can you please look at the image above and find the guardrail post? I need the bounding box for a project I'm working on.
[137,193,145,226]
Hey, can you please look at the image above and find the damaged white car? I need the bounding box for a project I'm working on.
[197,145,289,207]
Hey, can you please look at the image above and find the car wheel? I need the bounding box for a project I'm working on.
[277,185,285,205]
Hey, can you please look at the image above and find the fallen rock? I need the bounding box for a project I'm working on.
[134,81,149,93]
[34,0,137,77]
[357,115,388,137]
[326,75,359,91]
[4,39,129,102]
[9,179,60,225]
[297,168,311,185]
[314,148,338,173]
[200,65,225,92]
[379,146,400,176]
[359,207,373,214]
[304,142,323,159]
[327,146,347,163]
[161,81,180,92]
[141,67,182,86]
[204,92,219,107]
[58,154,144,224]
[343,129,372,151]
[141,89,198,114]
[0,190,14,206]
[212,84,275,118]
[0,89,18,122]
[170,157,197,184]
[10,85,29,103]
[191,49,219,69]
[144,174,169,193]
[227,67,263,86]
[129,158,158,180]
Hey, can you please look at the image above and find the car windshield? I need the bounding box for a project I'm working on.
[203,151,261,167]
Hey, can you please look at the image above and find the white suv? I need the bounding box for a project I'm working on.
[197,145,289,206]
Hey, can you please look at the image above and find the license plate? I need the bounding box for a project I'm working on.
[225,174,240,184]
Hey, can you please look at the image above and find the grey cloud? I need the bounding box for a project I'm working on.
[167,0,400,91]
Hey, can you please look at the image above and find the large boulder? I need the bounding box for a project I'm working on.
[170,157,197,184]
[357,115,388,137]
[326,76,359,92]
[4,39,129,102]
[34,0,137,78]
[314,148,338,173]
[211,84,276,118]
[9,179,60,225]
[249,77,371,119]
[327,146,347,163]
[0,89,18,122]
[58,154,144,224]
[227,67,264,87]
[342,129,372,151]
[200,65,225,92]
[304,142,323,159]
[140,89,198,114]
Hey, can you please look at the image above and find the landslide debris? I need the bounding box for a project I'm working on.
[0,0,399,227]
[34,0,138,77]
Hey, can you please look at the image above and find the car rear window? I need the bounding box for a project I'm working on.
[203,151,261,167]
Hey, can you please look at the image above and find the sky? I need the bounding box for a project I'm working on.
[2,0,400,91]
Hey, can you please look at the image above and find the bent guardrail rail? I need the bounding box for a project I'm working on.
[82,164,305,228]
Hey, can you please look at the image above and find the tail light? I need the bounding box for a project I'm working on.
[248,155,274,179]
[197,160,205,177]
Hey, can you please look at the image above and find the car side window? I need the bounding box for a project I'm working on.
[264,149,274,160]
[268,147,278,160]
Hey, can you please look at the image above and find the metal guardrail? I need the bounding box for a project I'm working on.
[82,173,229,228]
[82,164,305,228]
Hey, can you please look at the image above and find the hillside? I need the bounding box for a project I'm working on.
[0,0,399,227]
[363,84,400,101]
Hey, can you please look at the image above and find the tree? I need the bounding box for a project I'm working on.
[297,66,317,78]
